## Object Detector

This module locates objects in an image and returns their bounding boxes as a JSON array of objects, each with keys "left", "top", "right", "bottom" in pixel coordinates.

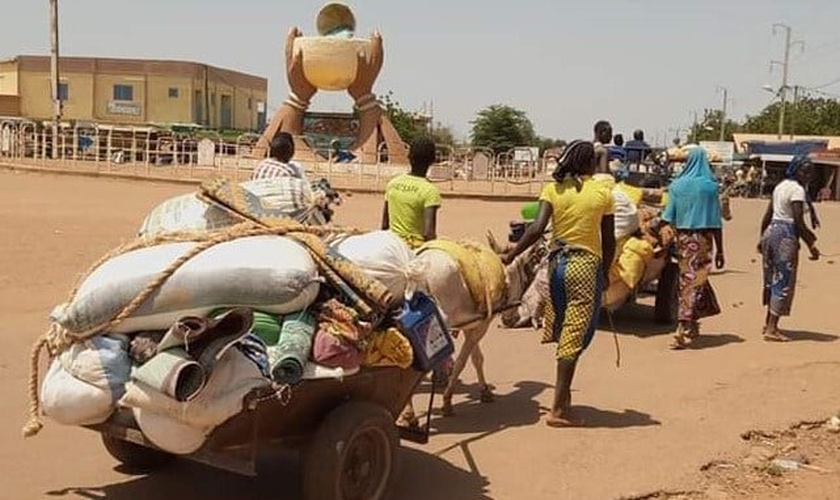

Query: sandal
[
  {"left": 763, "top": 329, "right": 791, "bottom": 342},
  {"left": 669, "top": 324, "right": 692, "bottom": 350},
  {"left": 669, "top": 335, "right": 688, "bottom": 350},
  {"left": 686, "top": 321, "right": 701, "bottom": 340}
]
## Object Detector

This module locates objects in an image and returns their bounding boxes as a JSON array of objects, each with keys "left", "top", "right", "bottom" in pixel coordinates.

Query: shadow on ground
[
  {"left": 568, "top": 406, "right": 661, "bottom": 429},
  {"left": 601, "top": 302, "right": 675, "bottom": 338},
  {"left": 684, "top": 333, "right": 746, "bottom": 350},
  {"left": 46, "top": 445, "right": 492, "bottom": 500},
  {"left": 784, "top": 330, "right": 838, "bottom": 343}
]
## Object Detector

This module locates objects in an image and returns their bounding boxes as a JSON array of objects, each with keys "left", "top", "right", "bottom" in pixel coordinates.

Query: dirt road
[{"left": 0, "top": 170, "right": 838, "bottom": 499}]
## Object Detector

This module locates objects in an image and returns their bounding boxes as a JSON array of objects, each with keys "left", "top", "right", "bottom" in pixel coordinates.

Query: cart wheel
[
  {"left": 654, "top": 261, "right": 679, "bottom": 325},
  {"left": 101, "top": 434, "right": 174, "bottom": 472},
  {"left": 303, "top": 401, "right": 399, "bottom": 500}
]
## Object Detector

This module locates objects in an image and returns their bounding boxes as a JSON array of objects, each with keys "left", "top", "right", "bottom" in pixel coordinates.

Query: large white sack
[
  {"left": 138, "top": 193, "right": 239, "bottom": 237},
  {"left": 52, "top": 236, "right": 321, "bottom": 334},
  {"left": 613, "top": 188, "right": 640, "bottom": 240},
  {"left": 138, "top": 177, "right": 325, "bottom": 237},
  {"left": 41, "top": 360, "right": 112, "bottom": 426},
  {"left": 333, "top": 231, "right": 421, "bottom": 299},
  {"left": 40, "top": 334, "right": 132, "bottom": 426}
]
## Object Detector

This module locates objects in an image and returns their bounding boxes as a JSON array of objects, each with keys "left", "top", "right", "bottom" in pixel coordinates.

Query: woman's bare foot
[
  {"left": 763, "top": 328, "right": 791, "bottom": 342},
  {"left": 545, "top": 412, "right": 583, "bottom": 428}
]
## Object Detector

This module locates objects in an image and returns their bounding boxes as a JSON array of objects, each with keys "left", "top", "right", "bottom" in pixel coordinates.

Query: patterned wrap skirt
[
  {"left": 675, "top": 231, "right": 721, "bottom": 323},
  {"left": 541, "top": 247, "right": 604, "bottom": 360},
  {"left": 760, "top": 221, "right": 799, "bottom": 316}
]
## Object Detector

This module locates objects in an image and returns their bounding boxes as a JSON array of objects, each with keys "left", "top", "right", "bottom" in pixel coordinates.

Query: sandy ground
[{"left": 1, "top": 169, "right": 839, "bottom": 500}]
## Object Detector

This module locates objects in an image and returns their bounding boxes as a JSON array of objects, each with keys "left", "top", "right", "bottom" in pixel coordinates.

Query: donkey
[{"left": 399, "top": 235, "right": 544, "bottom": 425}]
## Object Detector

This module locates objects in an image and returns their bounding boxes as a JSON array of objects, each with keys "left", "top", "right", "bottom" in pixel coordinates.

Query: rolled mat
[
  {"left": 211, "top": 308, "right": 282, "bottom": 346},
  {"left": 268, "top": 311, "right": 315, "bottom": 385},
  {"left": 132, "top": 347, "right": 206, "bottom": 402}
]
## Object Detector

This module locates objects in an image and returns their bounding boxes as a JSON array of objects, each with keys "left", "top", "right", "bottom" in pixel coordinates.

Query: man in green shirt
[{"left": 382, "top": 137, "right": 441, "bottom": 248}]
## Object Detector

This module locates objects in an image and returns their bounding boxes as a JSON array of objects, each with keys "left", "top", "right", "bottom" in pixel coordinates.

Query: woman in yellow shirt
[{"left": 503, "top": 140, "right": 616, "bottom": 427}]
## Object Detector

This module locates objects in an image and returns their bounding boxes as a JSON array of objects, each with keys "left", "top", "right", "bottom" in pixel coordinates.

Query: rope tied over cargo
[{"left": 23, "top": 219, "right": 375, "bottom": 438}]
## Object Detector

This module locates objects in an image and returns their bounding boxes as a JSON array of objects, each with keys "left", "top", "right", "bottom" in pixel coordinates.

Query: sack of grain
[
  {"left": 138, "top": 193, "right": 240, "bottom": 237},
  {"left": 139, "top": 177, "right": 325, "bottom": 237},
  {"left": 51, "top": 236, "right": 321, "bottom": 334},
  {"left": 332, "top": 231, "right": 422, "bottom": 300},
  {"left": 40, "top": 334, "right": 131, "bottom": 426}
]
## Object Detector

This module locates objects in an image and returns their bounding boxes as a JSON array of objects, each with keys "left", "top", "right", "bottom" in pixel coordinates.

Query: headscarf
[
  {"left": 785, "top": 155, "right": 820, "bottom": 229},
  {"left": 662, "top": 147, "right": 722, "bottom": 230}
]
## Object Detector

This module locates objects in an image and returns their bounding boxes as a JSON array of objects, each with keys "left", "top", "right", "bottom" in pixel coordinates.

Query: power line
[{"left": 812, "top": 76, "right": 840, "bottom": 90}]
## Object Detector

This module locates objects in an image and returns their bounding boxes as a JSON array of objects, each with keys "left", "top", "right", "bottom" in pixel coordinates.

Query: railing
[{"left": 0, "top": 123, "right": 553, "bottom": 198}]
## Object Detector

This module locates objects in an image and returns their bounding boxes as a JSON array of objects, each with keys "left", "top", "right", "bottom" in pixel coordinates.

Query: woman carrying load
[
  {"left": 759, "top": 156, "right": 821, "bottom": 342},
  {"left": 660, "top": 147, "right": 725, "bottom": 350},
  {"left": 503, "top": 140, "right": 615, "bottom": 427}
]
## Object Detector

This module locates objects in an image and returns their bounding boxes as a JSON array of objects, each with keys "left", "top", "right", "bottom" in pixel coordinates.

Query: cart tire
[
  {"left": 654, "top": 261, "right": 679, "bottom": 325},
  {"left": 302, "top": 401, "right": 400, "bottom": 500},
  {"left": 101, "top": 434, "right": 174, "bottom": 472}
]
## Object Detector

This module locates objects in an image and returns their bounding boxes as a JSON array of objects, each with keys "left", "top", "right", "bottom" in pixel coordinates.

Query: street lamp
[{"left": 762, "top": 84, "right": 800, "bottom": 138}]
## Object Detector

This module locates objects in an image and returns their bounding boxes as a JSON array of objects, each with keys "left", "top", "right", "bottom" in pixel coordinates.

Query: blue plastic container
[{"left": 396, "top": 292, "right": 455, "bottom": 372}]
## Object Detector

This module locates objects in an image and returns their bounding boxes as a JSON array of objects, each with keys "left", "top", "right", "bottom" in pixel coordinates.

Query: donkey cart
[{"left": 86, "top": 366, "right": 428, "bottom": 500}]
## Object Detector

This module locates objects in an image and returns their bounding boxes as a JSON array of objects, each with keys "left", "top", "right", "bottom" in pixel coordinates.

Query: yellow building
[{"left": 0, "top": 55, "right": 267, "bottom": 131}]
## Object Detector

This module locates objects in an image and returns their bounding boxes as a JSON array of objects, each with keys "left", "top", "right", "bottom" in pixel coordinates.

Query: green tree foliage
[
  {"left": 431, "top": 122, "right": 456, "bottom": 146},
  {"left": 378, "top": 91, "right": 428, "bottom": 145},
  {"left": 536, "top": 137, "right": 566, "bottom": 154},
  {"left": 470, "top": 104, "right": 536, "bottom": 154},
  {"left": 688, "top": 109, "right": 743, "bottom": 143},
  {"left": 743, "top": 94, "right": 840, "bottom": 136},
  {"left": 689, "top": 93, "right": 840, "bottom": 143}
]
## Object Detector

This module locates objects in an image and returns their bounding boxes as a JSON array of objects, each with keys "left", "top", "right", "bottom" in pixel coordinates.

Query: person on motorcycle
[{"left": 381, "top": 136, "right": 441, "bottom": 248}]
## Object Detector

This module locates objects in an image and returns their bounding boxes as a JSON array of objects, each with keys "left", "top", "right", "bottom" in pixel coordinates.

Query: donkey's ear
[{"left": 486, "top": 230, "right": 504, "bottom": 254}]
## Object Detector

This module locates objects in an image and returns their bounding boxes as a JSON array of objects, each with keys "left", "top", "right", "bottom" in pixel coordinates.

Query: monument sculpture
[{"left": 253, "top": 3, "right": 408, "bottom": 164}]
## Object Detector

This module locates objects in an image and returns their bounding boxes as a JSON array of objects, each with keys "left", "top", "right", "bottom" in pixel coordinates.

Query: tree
[
  {"left": 378, "top": 91, "right": 428, "bottom": 144},
  {"left": 536, "top": 136, "right": 566, "bottom": 155},
  {"left": 743, "top": 93, "right": 840, "bottom": 136},
  {"left": 470, "top": 104, "right": 536, "bottom": 154},
  {"left": 688, "top": 109, "right": 742, "bottom": 143},
  {"left": 431, "top": 122, "right": 456, "bottom": 146}
]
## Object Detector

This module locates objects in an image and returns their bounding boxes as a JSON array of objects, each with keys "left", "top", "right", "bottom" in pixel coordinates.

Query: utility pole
[
  {"left": 691, "top": 110, "right": 699, "bottom": 144},
  {"left": 789, "top": 85, "right": 800, "bottom": 139},
  {"left": 49, "top": 0, "right": 61, "bottom": 160},
  {"left": 770, "top": 23, "right": 804, "bottom": 139},
  {"left": 717, "top": 86, "right": 729, "bottom": 142}
]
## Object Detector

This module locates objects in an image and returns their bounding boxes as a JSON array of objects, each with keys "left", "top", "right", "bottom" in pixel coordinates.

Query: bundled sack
[
  {"left": 52, "top": 235, "right": 321, "bottom": 334},
  {"left": 138, "top": 193, "right": 240, "bottom": 237},
  {"left": 40, "top": 334, "right": 131, "bottom": 426},
  {"left": 332, "top": 230, "right": 423, "bottom": 299},
  {"left": 139, "top": 177, "right": 328, "bottom": 237}
]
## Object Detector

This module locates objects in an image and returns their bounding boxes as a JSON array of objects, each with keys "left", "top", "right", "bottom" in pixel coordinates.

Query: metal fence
[{"left": 0, "top": 120, "right": 552, "bottom": 198}]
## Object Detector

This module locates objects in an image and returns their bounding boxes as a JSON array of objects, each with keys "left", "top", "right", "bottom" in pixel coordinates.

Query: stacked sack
[{"left": 36, "top": 182, "right": 425, "bottom": 455}]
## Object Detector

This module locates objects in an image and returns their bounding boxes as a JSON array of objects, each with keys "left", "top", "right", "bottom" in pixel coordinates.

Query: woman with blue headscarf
[
  {"left": 758, "top": 156, "right": 821, "bottom": 342},
  {"left": 661, "top": 147, "right": 725, "bottom": 349}
]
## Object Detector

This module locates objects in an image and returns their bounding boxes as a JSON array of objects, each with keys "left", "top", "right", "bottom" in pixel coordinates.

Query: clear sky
[{"left": 3, "top": 0, "right": 840, "bottom": 144}]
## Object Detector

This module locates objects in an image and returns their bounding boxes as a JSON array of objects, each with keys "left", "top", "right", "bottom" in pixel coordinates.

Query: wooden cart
[{"left": 86, "top": 366, "right": 429, "bottom": 500}]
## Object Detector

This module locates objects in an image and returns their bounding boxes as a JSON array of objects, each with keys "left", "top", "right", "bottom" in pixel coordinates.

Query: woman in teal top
[{"left": 661, "top": 148, "right": 725, "bottom": 349}]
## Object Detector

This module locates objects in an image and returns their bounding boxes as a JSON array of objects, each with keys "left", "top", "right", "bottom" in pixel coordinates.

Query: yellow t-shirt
[
  {"left": 385, "top": 173, "right": 441, "bottom": 245},
  {"left": 539, "top": 177, "right": 615, "bottom": 258}
]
